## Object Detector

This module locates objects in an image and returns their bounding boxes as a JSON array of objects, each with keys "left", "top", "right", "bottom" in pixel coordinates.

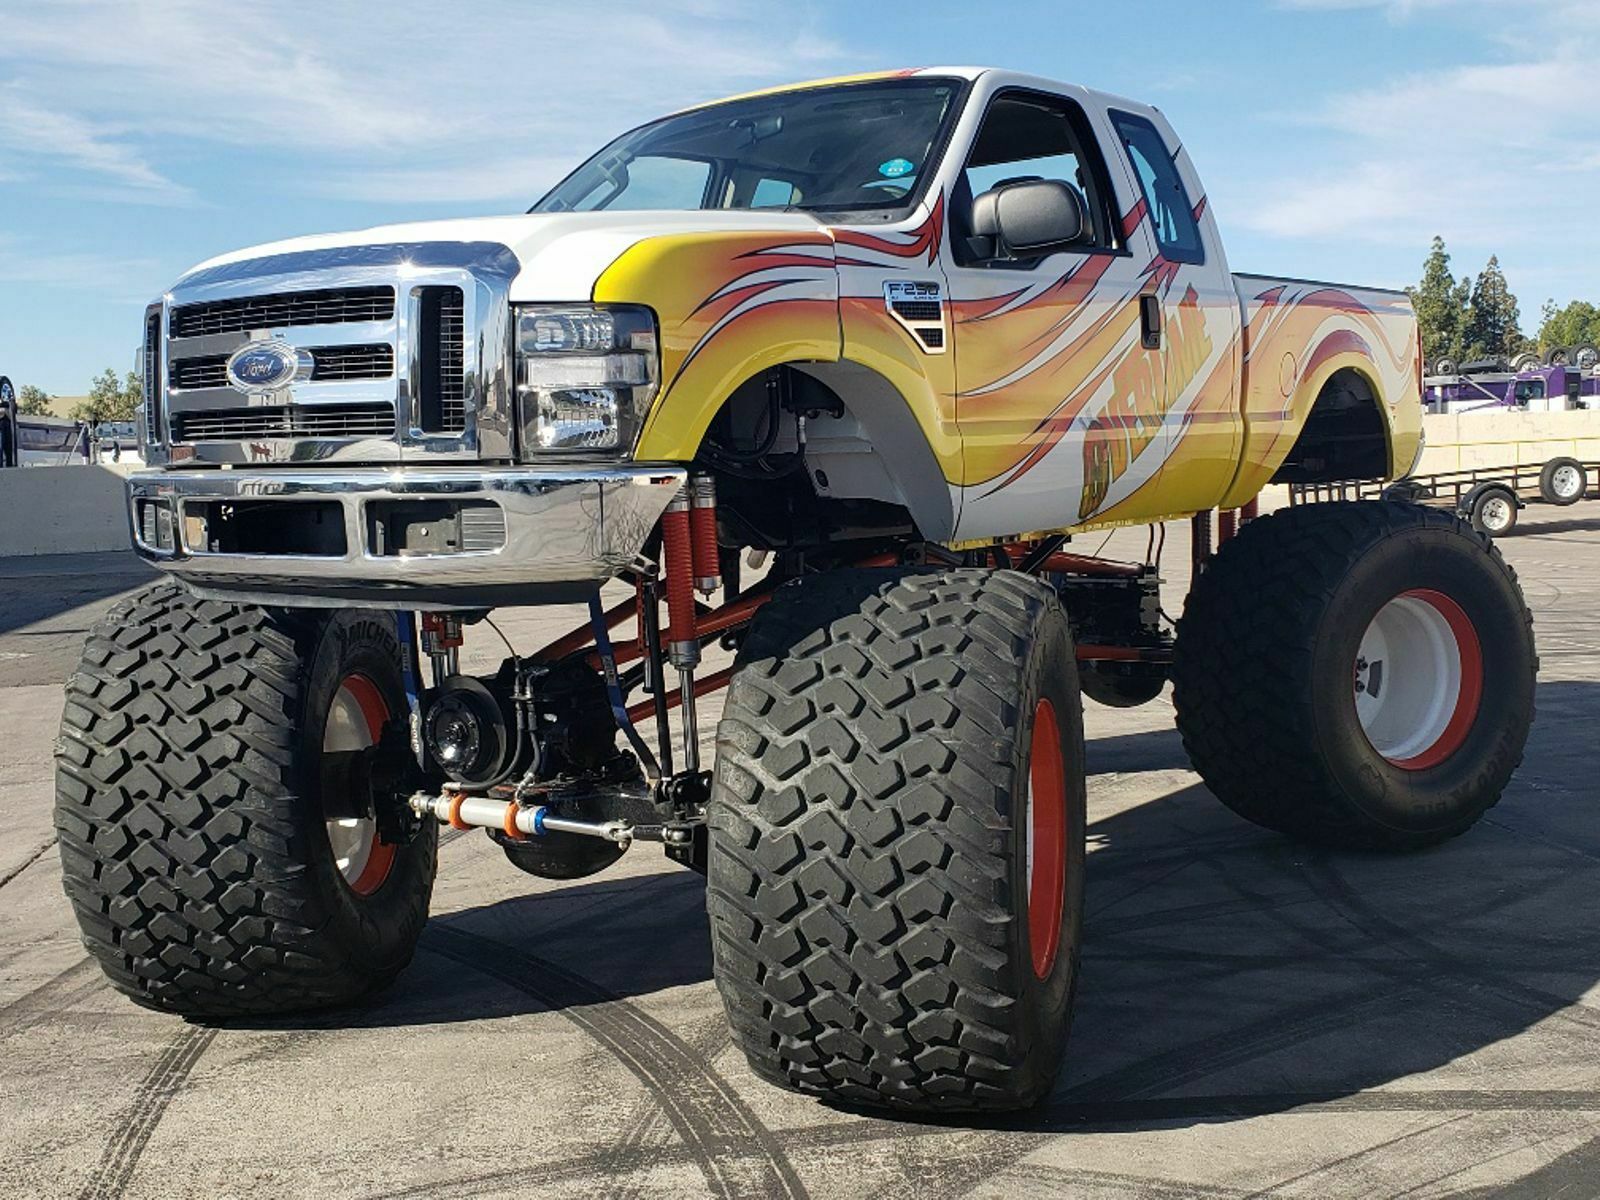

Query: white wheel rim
[
  {"left": 1552, "top": 465, "right": 1582, "bottom": 499},
  {"left": 1354, "top": 591, "right": 1481, "bottom": 770},
  {"left": 324, "top": 677, "right": 387, "bottom": 890},
  {"left": 1481, "top": 497, "right": 1512, "bottom": 531}
]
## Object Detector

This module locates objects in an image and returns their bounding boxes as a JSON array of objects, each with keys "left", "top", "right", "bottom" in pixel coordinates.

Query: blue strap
[{"left": 588, "top": 594, "right": 660, "bottom": 782}]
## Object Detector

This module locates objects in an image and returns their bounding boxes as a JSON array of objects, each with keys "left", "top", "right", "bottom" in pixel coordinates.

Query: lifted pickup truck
[{"left": 60, "top": 67, "right": 1536, "bottom": 1113}]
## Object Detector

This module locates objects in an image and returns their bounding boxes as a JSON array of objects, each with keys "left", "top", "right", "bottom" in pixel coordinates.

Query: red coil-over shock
[
  {"left": 662, "top": 487, "right": 700, "bottom": 670},
  {"left": 661, "top": 484, "right": 704, "bottom": 773},
  {"left": 689, "top": 473, "right": 721, "bottom": 596}
]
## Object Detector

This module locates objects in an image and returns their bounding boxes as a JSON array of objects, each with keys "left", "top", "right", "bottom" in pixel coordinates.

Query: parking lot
[{"left": 1, "top": 510, "right": 1597, "bottom": 1200}]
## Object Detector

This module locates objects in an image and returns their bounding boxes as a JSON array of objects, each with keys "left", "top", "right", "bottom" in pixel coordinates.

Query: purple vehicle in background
[{"left": 1424, "top": 345, "right": 1600, "bottom": 413}]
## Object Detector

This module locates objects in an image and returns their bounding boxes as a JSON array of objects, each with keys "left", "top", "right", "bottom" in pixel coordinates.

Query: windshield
[{"left": 533, "top": 78, "right": 962, "bottom": 218}]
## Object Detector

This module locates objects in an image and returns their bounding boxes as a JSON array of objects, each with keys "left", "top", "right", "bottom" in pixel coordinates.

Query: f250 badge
[{"left": 225, "top": 340, "right": 313, "bottom": 396}]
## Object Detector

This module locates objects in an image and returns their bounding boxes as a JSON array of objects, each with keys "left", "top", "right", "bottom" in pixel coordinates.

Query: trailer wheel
[
  {"left": 708, "top": 569, "right": 1086, "bottom": 1112},
  {"left": 1545, "top": 345, "right": 1572, "bottom": 366},
  {"left": 55, "top": 582, "right": 436, "bottom": 1017},
  {"left": 1468, "top": 486, "right": 1519, "bottom": 536},
  {"left": 1172, "top": 502, "right": 1535, "bottom": 850},
  {"left": 1539, "top": 457, "right": 1587, "bottom": 506},
  {"left": 1575, "top": 345, "right": 1599, "bottom": 372}
]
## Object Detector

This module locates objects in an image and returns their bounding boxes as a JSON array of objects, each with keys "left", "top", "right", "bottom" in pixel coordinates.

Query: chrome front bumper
[{"left": 127, "top": 464, "right": 686, "bottom": 609}]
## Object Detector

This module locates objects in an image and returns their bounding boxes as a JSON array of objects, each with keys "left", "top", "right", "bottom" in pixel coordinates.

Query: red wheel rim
[
  {"left": 1354, "top": 589, "right": 1484, "bottom": 772},
  {"left": 1027, "top": 698, "right": 1067, "bottom": 981},
  {"left": 328, "top": 673, "right": 396, "bottom": 896}
]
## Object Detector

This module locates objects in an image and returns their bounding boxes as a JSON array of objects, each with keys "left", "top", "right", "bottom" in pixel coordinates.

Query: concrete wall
[
  {"left": 1418, "top": 409, "right": 1600, "bottom": 474},
  {"left": 0, "top": 465, "right": 134, "bottom": 556}
]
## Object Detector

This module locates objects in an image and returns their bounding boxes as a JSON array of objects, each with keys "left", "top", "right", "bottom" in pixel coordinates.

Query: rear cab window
[{"left": 1108, "top": 110, "right": 1204, "bottom": 264}]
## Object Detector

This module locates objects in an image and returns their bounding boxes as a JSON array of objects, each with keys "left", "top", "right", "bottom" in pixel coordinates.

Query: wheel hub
[
  {"left": 1552, "top": 465, "right": 1582, "bottom": 499},
  {"left": 1354, "top": 590, "right": 1483, "bottom": 771},
  {"left": 1481, "top": 497, "right": 1513, "bottom": 531},
  {"left": 324, "top": 674, "right": 396, "bottom": 894}
]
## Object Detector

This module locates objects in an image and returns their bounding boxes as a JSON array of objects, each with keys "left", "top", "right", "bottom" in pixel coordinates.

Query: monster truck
[{"left": 58, "top": 68, "right": 1536, "bottom": 1112}]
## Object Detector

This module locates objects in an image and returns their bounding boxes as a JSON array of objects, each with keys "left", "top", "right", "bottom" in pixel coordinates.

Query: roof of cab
[{"left": 676, "top": 67, "right": 1154, "bottom": 122}]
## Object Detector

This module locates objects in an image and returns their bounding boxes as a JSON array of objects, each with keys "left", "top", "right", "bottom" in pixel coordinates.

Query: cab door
[
  {"left": 944, "top": 87, "right": 1172, "bottom": 541},
  {"left": 1105, "top": 107, "right": 1242, "bottom": 516}
]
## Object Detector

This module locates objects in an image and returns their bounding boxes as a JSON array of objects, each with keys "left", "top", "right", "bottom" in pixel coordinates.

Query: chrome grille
[
  {"left": 439, "top": 288, "right": 466, "bottom": 431},
  {"left": 169, "top": 286, "right": 394, "bottom": 338},
  {"left": 173, "top": 404, "right": 396, "bottom": 441},
  {"left": 170, "top": 356, "right": 228, "bottom": 391},
  {"left": 310, "top": 344, "right": 395, "bottom": 382},
  {"left": 143, "top": 309, "right": 161, "bottom": 444},
  {"left": 891, "top": 299, "right": 943, "bottom": 322},
  {"left": 170, "top": 344, "right": 394, "bottom": 391}
]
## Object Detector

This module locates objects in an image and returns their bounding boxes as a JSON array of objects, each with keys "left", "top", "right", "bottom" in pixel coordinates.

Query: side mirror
[{"left": 970, "top": 180, "right": 1090, "bottom": 257}]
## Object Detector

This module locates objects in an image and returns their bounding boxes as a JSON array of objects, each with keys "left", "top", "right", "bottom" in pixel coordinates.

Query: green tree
[
  {"left": 16, "top": 384, "right": 54, "bottom": 416},
  {"left": 1407, "top": 235, "right": 1468, "bottom": 368},
  {"left": 71, "top": 368, "right": 140, "bottom": 424},
  {"left": 1461, "top": 255, "right": 1524, "bottom": 361},
  {"left": 1537, "top": 299, "right": 1600, "bottom": 351}
]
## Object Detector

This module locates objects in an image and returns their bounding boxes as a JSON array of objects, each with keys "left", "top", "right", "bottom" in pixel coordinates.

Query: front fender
[{"left": 592, "top": 231, "right": 842, "bottom": 462}]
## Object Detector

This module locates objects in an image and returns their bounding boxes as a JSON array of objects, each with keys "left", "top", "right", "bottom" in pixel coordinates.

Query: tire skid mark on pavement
[
  {"left": 53, "top": 826, "right": 478, "bottom": 1198},
  {"left": 1303, "top": 854, "right": 1600, "bottom": 1035},
  {"left": 0, "top": 836, "right": 58, "bottom": 891},
  {"left": 75, "top": 1024, "right": 216, "bottom": 1200},
  {"left": 1080, "top": 850, "right": 1597, "bottom": 1106},
  {"left": 996, "top": 1161, "right": 1252, "bottom": 1199},
  {"left": 422, "top": 923, "right": 809, "bottom": 1200},
  {"left": 0, "top": 957, "right": 102, "bottom": 1044},
  {"left": 597, "top": 1102, "right": 672, "bottom": 1200},
  {"left": 1235, "top": 1113, "right": 1471, "bottom": 1200},
  {"left": 363, "top": 1084, "right": 1600, "bottom": 1200},
  {"left": 1058, "top": 977, "right": 1424, "bottom": 1105}
]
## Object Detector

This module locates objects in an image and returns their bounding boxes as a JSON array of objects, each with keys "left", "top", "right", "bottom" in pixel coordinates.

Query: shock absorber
[
  {"left": 690, "top": 473, "right": 721, "bottom": 596},
  {"left": 419, "top": 612, "right": 463, "bottom": 685},
  {"left": 661, "top": 486, "right": 702, "bottom": 771}
]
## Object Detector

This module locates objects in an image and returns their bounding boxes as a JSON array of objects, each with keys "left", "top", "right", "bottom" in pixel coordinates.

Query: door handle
[{"left": 1140, "top": 294, "right": 1162, "bottom": 350}]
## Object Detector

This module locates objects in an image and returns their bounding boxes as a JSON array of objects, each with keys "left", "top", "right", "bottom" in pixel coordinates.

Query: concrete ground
[{"left": 1, "top": 509, "right": 1597, "bottom": 1200}]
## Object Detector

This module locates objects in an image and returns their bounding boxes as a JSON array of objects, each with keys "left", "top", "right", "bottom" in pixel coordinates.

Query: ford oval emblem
[{"left": 225, "top": 340, "right": 311, "bottom": 395}]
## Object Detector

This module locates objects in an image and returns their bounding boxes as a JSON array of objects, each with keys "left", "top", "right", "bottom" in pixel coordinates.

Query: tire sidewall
[
  {"left": 299, "top": 610, "right": 436, "bottom": 972},
  {"left": 1008, "top": 597, "right": 1087, "bottom": 1071},
  {"left": 1307, "top": 525, "right": 1533, "bottom": 835}
]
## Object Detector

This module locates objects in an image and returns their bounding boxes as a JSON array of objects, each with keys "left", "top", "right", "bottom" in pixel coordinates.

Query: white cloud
[
  {"left": 0, "top": 0, "right": 852, "bottom": 207},
  {"left": 1236, "top": 2, "right": 1599, "bottom": 303},
  {"left": 0, "top": 85, "right": 190, "bottom": 204},
  {"left": 0, "top": 234, "right": 161, "bottom": 300}
]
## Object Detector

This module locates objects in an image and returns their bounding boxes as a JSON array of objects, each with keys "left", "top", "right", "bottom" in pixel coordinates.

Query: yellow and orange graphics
[
  {"left": 1080, "top": 285, "right": 1214, "bottom": 519},
  {"left": 1222, "top": 280, "right": 1421, "bottom": 508},
  {"left": 595, "top": 230, "right": 841, "bottom": 462}
]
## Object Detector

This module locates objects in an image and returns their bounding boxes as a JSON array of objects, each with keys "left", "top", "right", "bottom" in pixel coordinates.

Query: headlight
[{"left": 513, "top": 304, "right": 658, "bottom": 455}]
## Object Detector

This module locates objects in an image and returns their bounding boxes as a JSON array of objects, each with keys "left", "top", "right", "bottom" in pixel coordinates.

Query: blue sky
[{"left": 2, "top": 0, "right": 1596, "bottom": 394}]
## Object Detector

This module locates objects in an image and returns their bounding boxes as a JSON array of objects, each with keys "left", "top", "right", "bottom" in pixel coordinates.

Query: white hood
[{"left": 182, "top": 210, "right": 831, "bottom": 302}]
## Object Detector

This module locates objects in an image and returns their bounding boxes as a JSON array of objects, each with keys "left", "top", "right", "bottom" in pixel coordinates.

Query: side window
[
  {"left": 749, "top": 177, "right": 801, "bottom": 208},
  {"left": 957, "top": 92, "right": 1118, "bottom": 261},
  {"left": 1109, "top": 111, "right": 1204, "bottom": 264},
  {"left": 572, "top": 155, "right": 710, "bottom": 212}
]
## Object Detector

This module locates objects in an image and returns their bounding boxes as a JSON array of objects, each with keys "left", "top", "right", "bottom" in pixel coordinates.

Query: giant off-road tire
[
  {"left": 1172, "top": 501, "right": 1536, "bottom": 850},
  {"left": 55, "top": 582, "right": 437, "bottom": 1017},
  {"left": 708, "top": 569, "right": 1086, "bottom": 1112}
]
